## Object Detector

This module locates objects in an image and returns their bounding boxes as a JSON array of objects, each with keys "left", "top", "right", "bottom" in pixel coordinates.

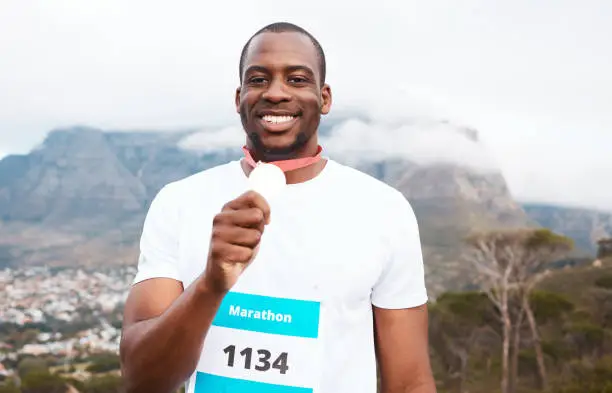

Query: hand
[{"left": 202, "top": 190, "right": 271, "bottom": 294}]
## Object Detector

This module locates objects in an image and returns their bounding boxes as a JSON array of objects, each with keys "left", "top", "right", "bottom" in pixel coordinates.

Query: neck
[
  {"left": 246, "top": 137, "right": 319, "bottom": 162},
  {"left": 241, "top": 140, "right": 327, "bottom": 185}
]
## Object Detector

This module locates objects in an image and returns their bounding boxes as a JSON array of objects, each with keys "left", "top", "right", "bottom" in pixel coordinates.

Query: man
[{"left": 119, "top": 22, "right": 436, "bottom": 393}]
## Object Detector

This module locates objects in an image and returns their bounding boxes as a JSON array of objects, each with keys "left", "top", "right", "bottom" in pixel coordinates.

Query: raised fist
[{"left": 203, "top": 190, "right": 271, "bottom": 293}]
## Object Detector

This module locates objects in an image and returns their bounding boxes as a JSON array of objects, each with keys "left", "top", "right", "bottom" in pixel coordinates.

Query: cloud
[
  {"left": 177, "top": 126, "right": 245, "bottom": 153},
  {"left": 1, "top": 0, "right": 611, "bottom": 211},
  {"left": 176, "top": 112, "right": 498, "bottom": 173},
  {"left": 323, "top": 89, "right": 499, "bottom": 172},
  {"left": 322, "top": 117, "right": 498, "bottom": 172}
]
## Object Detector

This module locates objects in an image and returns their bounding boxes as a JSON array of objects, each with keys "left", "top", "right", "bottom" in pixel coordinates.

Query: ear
[
  {"left": 320, "top": 83, "right": 332, "bottom": 115},
  {"left": 235, "top": 87, "right": 241, "bottom": 114}
]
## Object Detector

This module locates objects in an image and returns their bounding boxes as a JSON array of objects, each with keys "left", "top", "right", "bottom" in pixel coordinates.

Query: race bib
[{"left": 189, "top": 291, "right": 321, "bottom": 393}]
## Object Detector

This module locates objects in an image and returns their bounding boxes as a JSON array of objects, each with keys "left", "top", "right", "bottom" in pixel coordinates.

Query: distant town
[{"left": 0, "top": 265, "right": 135, "bottom": 379}]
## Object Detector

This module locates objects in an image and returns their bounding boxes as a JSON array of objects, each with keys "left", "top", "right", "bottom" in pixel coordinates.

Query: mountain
[
  {"left": 0, "top": 127, "right": 148, "bottom": 223},
  {"left": 522, "top": 203, "right": 612, "bottom": 255},
  {"left": 0, "top": 116, "right": 571, "bottom": 294},
  {"left": 351, "top": 159, "right": 534, "bottom": 293}
]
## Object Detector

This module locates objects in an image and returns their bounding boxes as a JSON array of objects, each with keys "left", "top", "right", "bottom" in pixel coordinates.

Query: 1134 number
[{"left": 223, "top": 345, "right": 289, "bottom": 374}]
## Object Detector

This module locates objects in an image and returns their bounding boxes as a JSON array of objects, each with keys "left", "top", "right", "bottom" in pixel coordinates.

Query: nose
[{"left": 261, "top": 78, "right": 291, "bottom": 103}]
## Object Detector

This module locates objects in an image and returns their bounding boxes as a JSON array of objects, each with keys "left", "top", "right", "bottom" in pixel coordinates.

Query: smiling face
[{"left": 236, "top": 31, "right": 332, "bottom": 161}]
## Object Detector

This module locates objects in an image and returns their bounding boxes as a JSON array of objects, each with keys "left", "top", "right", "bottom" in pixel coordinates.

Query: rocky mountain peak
[{"left": 0, "top": 126, "right": 148, "bottom": 223}]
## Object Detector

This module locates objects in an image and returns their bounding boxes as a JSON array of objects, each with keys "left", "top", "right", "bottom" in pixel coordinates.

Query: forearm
[
  {"left": 120, "top": 278, "right": 225, "bottom": 393},
  {"left": 381, "top": 384, "right": 437, "bottom": 393},
  {"left": 380, "top": 370, "right": 437, "bottom": 393},
  {"left": 381, "top": 379, "right": 437, "bottom": 393}
]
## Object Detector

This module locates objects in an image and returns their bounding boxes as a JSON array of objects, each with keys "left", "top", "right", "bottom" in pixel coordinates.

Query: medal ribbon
[{"left": 242, "top": 145, "right": 323, "bottom": 172}]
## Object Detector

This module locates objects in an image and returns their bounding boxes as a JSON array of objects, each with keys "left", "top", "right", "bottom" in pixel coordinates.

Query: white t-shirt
[{"left": 133, "top": 158, "right": 428, "bottom": 393}]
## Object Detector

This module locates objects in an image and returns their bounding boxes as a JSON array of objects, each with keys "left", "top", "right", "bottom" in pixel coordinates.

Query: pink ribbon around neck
[{"left": 242, "top": 145, "right": 323, "bottom": 172}]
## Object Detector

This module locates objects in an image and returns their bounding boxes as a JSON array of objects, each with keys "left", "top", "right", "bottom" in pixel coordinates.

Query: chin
[
  {"left": 248, "top": 130, "right": 310, "bottom": 159},
  {"left": 260, "top": 141, "right": 301, "bottom": 157}
]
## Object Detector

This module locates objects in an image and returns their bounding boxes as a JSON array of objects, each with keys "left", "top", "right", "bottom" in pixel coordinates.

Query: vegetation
[
  {"left": 0, "top": 353, "right": 177, "bottom": 393},
  {"left": 430, "top": 228, "right": 612, "bottom": 393},
  {"left": 1, "top": 228, "right": 610, "bottom": 393}
]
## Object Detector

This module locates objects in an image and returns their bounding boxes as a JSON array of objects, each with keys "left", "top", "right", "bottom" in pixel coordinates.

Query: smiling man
[
  {"left": 236, "top": 24, "right": 330, "bottom": 165},
  {"left": 119, "top": 22, "right": 436, "bottom": 393}
]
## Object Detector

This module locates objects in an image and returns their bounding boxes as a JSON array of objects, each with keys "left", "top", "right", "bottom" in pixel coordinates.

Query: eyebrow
[
  {"left": 244, "top": 65, "right": 316, "bottom": 78},
  {"left": 285, "top": 65, "right": 315, "bottom": 77},
  {"left": 244, "top": 65, "right": 269, "bottom": 75}
]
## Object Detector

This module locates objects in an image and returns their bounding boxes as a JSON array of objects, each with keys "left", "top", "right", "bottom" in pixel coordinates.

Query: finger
[
  {"left": 209, "top": 241, "right": 255, "bottom": 264},
  {"left": 224, "top": 191, "right": 271, "bottom": 225},
  {"left": 212, "top": 226, "right": 262, "bottom": 248},
  {"left": 214, "top": 208, "right": 266, "bottom": 231}
]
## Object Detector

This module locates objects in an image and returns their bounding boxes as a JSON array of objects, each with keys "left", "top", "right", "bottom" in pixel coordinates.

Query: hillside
[
  {"left": 427, "top": 256, "right": 612, "bottom": 393},
  {"left": 0, "top": 117, "right": 602, "bottom": 294},
  {"left": 523, "top": 203, "right": 612, "bottom": 254}
]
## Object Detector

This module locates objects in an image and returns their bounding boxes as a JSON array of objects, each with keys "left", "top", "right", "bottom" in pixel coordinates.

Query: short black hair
[{"left": 239, "top": 22, "right": 326, "bottom": 85}]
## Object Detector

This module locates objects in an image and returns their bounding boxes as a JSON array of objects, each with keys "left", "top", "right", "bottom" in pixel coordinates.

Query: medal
[
  {"left": 248, "top": 162, "right": 287, "bottom": 200},
  {"left": 242, "top": 144, "right": 324, "bottom": 200}
]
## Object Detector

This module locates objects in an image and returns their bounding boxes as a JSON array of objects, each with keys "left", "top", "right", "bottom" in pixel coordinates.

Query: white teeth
[{"left": 262, "top": 115, "right": 295, "bottom": 124}]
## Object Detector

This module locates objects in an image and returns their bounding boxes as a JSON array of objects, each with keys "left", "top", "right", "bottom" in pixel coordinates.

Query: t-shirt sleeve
[
  {"left": 371, "top": 191, "right": 428, "bottom": 309},
  {"left": 132, "top": 183, "right": 182, "bottom": 285}
]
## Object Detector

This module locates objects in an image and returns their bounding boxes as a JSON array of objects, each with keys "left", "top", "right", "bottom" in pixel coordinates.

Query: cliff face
[
  {"left": 0, "top": 127, "right": 240, "bottom": 223},
  {"left": 0, "top": 127, "right": 146, "bottom": 223}
]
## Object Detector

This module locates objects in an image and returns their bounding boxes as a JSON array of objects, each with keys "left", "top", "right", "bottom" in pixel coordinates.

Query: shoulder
[
  {"left": 150, "top": 160, "right": 241, "bottom": 210},
  {"left": 326, "top": 159, "right": 413, "bottom": 212},
  {"left": 324, "top": 160, "right": 420, "bottom": 238}
]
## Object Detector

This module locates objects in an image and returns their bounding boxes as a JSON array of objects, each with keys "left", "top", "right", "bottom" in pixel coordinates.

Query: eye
[
  {"left": 247, "top": 76, "right": 267, "bottom": 85},
  {"left": 288, "top": 76, "right": 308, "bottom": 84}
]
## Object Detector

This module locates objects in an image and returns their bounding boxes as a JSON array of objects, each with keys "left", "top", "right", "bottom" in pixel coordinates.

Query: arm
[
  {"left": 119, "top": 277, "right": 225, "bottom": 393},
  {"left": 374, "top": 305, "right": 437, "bottom": 393},
  {"left": 119, "top": 188, "right": 270, "bottom": 393},
  {"left": 372, "top": 191, "right": 436, "bottom": 392},
  {"left": 120, "top": 183, "right": 204, "bottom": 393}
]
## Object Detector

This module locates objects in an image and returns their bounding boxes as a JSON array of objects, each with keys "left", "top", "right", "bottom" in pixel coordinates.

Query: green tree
[
  {"left": 17, "top": 358, "right": 48, "bottom": 378},
  {"left": 555, "top": 356, "right": 612, "bottom": 393},
  {"left": 589, "top": 286, "right": 612, "bottom": 329},
  {"left": 465, "top": 228, "right": 573, "bottom": 393},
  {"left": 86, "top": 353, "right": 120, "bottom": 374},
  {"left": 465, "top": 230, "right": 517, "bottom": 393},
  {"left": 530, "top": 290, "right": 574, "bottom": 325},
  {"left": 10, "top": 329, "right": 40, "bottom": 349},
  {"left": 0, "top": 380, "right": 21, "bottom": 393},
  {"left": 514, "top": 229, "right": 573, "bottom": 391},
  {"left": 568, "top": 322, "right": 606, "bottom": 358},
  {"left": 429, "top": 291, "right": 497, "bottom": 392},
  {"left": 20, "top": 371, "right": 65, "bottom": 393},
  {"left": 82, "top": 375, "right": 122, "bottom": 393},
  {"left": 529, "top": 290, "right": 575, "bottom": 368}
]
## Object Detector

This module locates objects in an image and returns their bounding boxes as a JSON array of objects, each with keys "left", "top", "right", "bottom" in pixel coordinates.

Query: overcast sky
[{"left": 1, "top": 0, "right": 611, "bottom": 211}]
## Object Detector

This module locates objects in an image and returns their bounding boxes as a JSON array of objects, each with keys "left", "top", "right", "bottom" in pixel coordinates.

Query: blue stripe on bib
[
  {"left": 194, "top": 372, "right": 313, "bottom": 393},
  {"left": 212, "top": 292, "right": 320, "bottom": 339}
]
